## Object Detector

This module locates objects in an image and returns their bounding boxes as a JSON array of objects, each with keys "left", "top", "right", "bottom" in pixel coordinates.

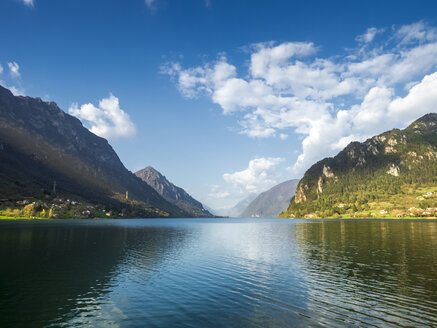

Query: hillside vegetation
[{"left": 280, "top": 113, "right": 437, "bottom": 219}]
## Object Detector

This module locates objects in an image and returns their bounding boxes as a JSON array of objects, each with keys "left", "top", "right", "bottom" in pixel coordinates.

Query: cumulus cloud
[
  {"left": 389, "top": 72, "right": 437, "bottom": 121},
  {"left": 163, "top": 21, "right": 437, "bottom": 174},
  {"left": 223, "top": 157, "right": 284, "bottom": 193},
  {"left": 0, "top": 64, "right": 3, "bottom": 75},
  {"left": 7, "top": 62, "right": 20, "bottom": 78},
  {"left": 207, "top": 156, "right": 287, "bottom": 208},
  {"left": 69, "top": 94, "right": 137, "bottom": 140}
]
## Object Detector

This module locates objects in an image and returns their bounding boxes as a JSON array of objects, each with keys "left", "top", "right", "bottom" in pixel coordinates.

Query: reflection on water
[
  {"left": 0, "top": 220, "right": 191, "bottom": 328},
  {"left": 0, "top": 219, "right": 436, "bottom": 327},
  {"left": 295, "top": 220, "right": 437, "bottom": 327}
]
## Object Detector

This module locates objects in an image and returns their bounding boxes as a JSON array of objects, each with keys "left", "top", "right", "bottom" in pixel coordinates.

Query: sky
[{"left": 1, "top": 0, "right": 437, "bottom": 211}]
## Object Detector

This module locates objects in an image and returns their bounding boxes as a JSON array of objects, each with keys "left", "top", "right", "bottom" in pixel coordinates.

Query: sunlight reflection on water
[{"left": 0, "top": 219, "right": 436, "bottom": 327}]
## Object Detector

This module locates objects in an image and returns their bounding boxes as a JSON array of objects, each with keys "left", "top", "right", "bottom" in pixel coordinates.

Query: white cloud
[
  {"left": 208, "top": 185, "right": 230, "bottom": 199},
  {"left": 207, "top": 157, "right": 286, "bottom": 207},
  {"left": 356, "top": 27, "right": 383, "bottom": 43},
  {"left": 7, "top": 62, "right": 20, "bottom": 78},
  {"left": 395, "top": 21, "right": 437, "bottom": 45},
  {"left": 389, "top": 72, "right": 437, "bottom": 121},
  {"left": 1, "top": 62, "right": 24, "bottom": 95},
  {"left": 22, "top": 0, "right": 34, "bottom": 7},
  {"left": 162, "top": 58, "right": 237, "bottom": 101},
  {"left": 223, "top": 157, "right": 284, "bottom": 194},
  {"left": 164, "top": 21, "right": 437, "bottom": 174},
  {"left": 69, "top": 94, "right": 137, "bottom": 140},
  {"left": 9, "top": 86, "right": 25, "bottom": 96}
]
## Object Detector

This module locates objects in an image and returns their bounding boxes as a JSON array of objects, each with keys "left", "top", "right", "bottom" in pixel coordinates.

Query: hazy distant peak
[{"left": 240, "top": 179, "right": 300, "bottom": 218}]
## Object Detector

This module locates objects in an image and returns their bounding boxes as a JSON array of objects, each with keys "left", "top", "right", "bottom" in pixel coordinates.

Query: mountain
[
  {"left": 213, "top": 193, "right": 258, "bottom": 217},
  {"left": 135, "top": 166, "right": 214, "bottom": 217},
  {"left": 281, "top": 113, "right": 437, "bottom": 218},
  {"left": 203, "top": 204, "right": 218, "bottom": 216},
  {"left": 0, "top": 85, "right": 187, "bottom": 217},
  {"left": 240, "top": 179, "right": 299, "bottom": 218}
]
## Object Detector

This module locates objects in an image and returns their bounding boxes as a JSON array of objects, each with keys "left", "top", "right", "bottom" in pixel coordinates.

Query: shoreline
[
  {"left": 284, "top": 216, "right": 437, "bottom": 220},
  {"left": 2, "top": 215, "right": 437, "bottom": 221}
]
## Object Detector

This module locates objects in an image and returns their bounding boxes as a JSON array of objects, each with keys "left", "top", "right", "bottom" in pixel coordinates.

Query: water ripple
[{"left": 0, "top": 219, "right": 436, "bottom": 327}]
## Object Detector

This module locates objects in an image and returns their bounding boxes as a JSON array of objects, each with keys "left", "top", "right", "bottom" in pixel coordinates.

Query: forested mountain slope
[{"left": 281, "top": 113, "right": 437, "bottom": 218}]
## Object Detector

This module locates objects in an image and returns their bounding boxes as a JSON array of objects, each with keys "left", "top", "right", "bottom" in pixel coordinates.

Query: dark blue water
[{"left": 0, "top": 219, "right": 436, "bottom": 327}]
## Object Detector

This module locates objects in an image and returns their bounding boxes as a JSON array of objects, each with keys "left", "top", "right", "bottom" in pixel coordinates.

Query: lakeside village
[
  {"left": 293, "top": 191, "right": 437, "bottom": 219},
  {"left": 0, "top": 197, "right": 124, "bottom": 219}
]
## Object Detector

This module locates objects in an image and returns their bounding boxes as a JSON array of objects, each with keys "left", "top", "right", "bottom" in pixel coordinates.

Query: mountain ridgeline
[
  {"left": 280, "top": 113, "right": 437, "bottom": 219},
  {"left": 135, "top": 166, "right": 214, "bottom": 217},
  {"left": 212, "top": 193, "right": 258, "bottom": 218},
  {"left": 0, "top": 85, "right": 189, "bottom": 217},
  {"left": 240, "top": 179, "right": 299, "bottom": 218}
]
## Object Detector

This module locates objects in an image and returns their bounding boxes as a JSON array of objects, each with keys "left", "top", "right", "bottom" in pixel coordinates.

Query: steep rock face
[
  {"left": 281, "top": 113, "right": 437, "bottom": 218},
  {"left": 0, "top": 85, "right": 187, "bottom": 217},
  {"left": 135, "top": 166, "right": 214, "bottom": 217},
  {"left": 239, "top": 179, "right": 299, "bottom": 218}
]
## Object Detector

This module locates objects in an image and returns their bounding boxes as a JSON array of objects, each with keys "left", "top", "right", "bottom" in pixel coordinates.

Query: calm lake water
[{"left": 0, "top": 219, "right": 436, "bottom": 327}]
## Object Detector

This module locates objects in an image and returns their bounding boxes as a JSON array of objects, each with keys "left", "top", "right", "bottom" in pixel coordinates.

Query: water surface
[{"left": 0, "top": 219, "right": 436, "bottom": 327}]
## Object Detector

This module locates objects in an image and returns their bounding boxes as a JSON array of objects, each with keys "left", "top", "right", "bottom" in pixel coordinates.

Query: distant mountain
[
  {"left": 240, "top": 179, "right": 299, "bottom": 218},
  {"left": 203, "top": 204, "right": 218, "bottom": 216},
  {"left": 0, "top": 85, "right": 187, "bottom": 217},
  {"left": 281, "top": 113, "right": 437, "bottom": 219},
  {"left": 135, "top": 166, "right": 214, "bottom": 217},
  {"left": 213, "top": 193, "right": 258, "bottom": 217}
]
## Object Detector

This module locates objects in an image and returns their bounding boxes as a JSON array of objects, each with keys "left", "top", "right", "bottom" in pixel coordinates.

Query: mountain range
[
  {"left": 281, "top": 113, "right": 437, "bottom": 218},
  {"left": 212, "top": 193, "right": 258, "bottom": 217},
  {"left": 240, "top": 179, "right": 299, "bottom": 218},
  {"left": 3, "top": 84, "right": 437, "bottom": 220},
  {"left": 0, "top": 85, "right": 191, "bottom": 217}
]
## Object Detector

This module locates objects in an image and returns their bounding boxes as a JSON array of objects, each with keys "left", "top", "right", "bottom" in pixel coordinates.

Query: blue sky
[{"left": 1, "top": 0, "right": 437, "bottom": 210}]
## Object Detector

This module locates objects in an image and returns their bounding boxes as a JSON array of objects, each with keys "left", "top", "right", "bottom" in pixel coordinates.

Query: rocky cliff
[
  {"left": 281, "top": 113, "right": 437, "bottom": 218},
  {"left": 135, "top": 166, "right": 214, "bottom": 217}
]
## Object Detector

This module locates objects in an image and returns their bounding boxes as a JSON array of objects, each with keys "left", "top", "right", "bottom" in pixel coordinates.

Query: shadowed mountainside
[
  {"left": 135, "top": 166, "right": 214, "bottom": 217},
  {"left": 0, "top": 85, "right": 188, "bottom": 217}
]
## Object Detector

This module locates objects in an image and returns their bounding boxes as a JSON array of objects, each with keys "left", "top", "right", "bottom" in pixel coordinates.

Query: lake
[{"left": 0, "top": 219, "right": 436, "bottom": 327}]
